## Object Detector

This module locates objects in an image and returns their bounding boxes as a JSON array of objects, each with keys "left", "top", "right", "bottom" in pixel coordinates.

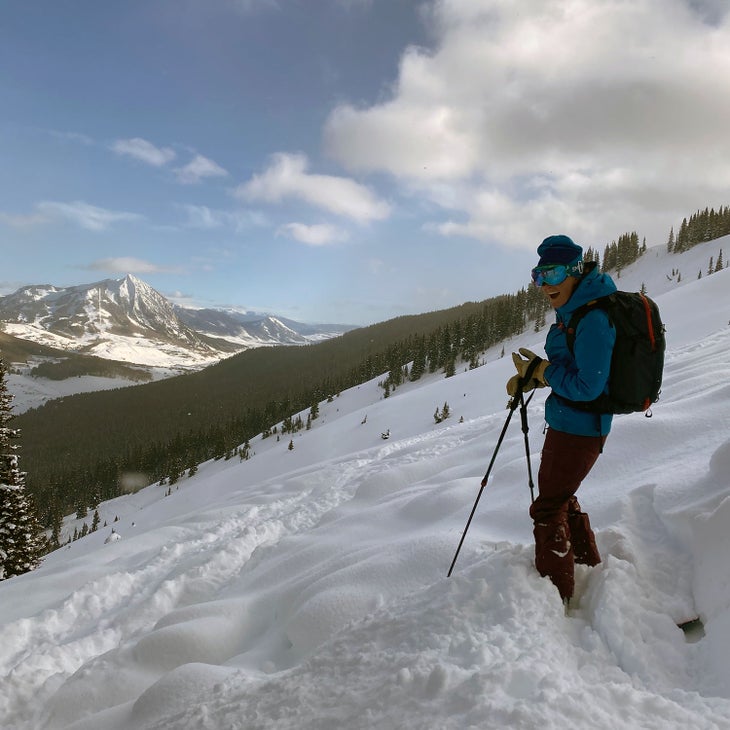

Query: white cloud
[
  {"left": 323, "top": 0, "right": 730, "bottom": 249},
  {"left": 36, "top": 201, "right": 142, "bottom": 231},
  {"left": 85, "top": 257, "right": 181, "bottom": 274},
  {"left": 111, "top": 138, "right": 177, "bottom": 167},
  {"left": 180, "top": 204, "right": 267, "bottom": 232},
  {"left": 366, "top": 257, "right": 386, "bottom": 275},
  {"left": 0, "top": 210, "right": 50, "bottom": 228},
  {"left": 277, "top": 222, "right": 349, "bottom": 246},
  {"left": 49, "top": 130, "right": 95, "bottom": 146},
  {"left": 227, "top": 0, "right": 279, "bottom": 13},
  {"left": 235, "top": 152, "right": 391, "bottom": 223},
  {"left": 174, "top": 155, "right": 229, "bottom": 184},
  {"left": 334, "top": 0, "right": 374, "bottom": 9}
]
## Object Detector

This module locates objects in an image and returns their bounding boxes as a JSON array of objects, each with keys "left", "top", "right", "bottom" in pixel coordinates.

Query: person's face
[{"left": 541, "top": 276, "right": 579, "bottom": 309}]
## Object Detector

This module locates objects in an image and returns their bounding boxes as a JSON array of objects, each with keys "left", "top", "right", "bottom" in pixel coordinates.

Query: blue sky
[{"left": 2, "top": 0, "right": 729, "bottom": 325}]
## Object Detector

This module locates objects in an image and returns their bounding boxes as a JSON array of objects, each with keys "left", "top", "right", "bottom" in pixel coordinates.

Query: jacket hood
[{"left": 556, "top": 261, "right": 618, "bottom": 321}]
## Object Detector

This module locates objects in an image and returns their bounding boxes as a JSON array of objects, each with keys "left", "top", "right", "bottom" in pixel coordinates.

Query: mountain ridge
[{"left": 0, "top": 274, "right": 356, "bottom": 369}]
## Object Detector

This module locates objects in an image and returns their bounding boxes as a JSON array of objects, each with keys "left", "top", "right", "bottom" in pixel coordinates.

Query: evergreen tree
[
  {"left": 409, "top": 337, "right": 427, "bottom": 381},
  {"left": 444, "top": 354, "right": 456, "bottom": 378},
  {"left": 48, "top": 511, "right": 62, "bottom": 551},
  {"left": 534, "top": 307, "right": 546, "bottom": 332},
  {"left": 0, "top": 359, "right": 44, "bottom": 581}
]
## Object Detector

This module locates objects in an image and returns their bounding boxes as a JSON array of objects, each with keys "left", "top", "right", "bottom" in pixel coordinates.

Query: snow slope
[
  {"left": 1, "top": 239, "right": 729, "bottom": 729},
  {"left": 6, "top": 364, "right": 184, "bottom": 414}
]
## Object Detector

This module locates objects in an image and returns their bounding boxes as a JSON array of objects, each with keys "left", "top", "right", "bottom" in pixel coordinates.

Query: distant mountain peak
[{"left": 0, "top": 275, "right": 355, "bottom": 370}]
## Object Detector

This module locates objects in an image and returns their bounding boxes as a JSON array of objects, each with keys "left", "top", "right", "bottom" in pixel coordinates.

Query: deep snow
[{"left": 1, "top": 238, "right": 730, "bottom": 729}]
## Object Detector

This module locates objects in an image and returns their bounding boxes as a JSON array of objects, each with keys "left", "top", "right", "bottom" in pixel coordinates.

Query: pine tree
[
  {"left": 0, "top": 359, "right": 45, "bottom": 581},
  {"left": 409, "top": 337, "right": 426, "bottom": 381},
  {"left": 48, "top": 511, "right": 62, "bottom": 551},
  {"left": 444, "top": 355, "right": 456, "bottom": 378}
]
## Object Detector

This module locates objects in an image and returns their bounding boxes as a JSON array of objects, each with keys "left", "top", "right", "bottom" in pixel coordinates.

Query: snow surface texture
[{"left": 1, "top": 238, "right": 730, "bottom": 729}]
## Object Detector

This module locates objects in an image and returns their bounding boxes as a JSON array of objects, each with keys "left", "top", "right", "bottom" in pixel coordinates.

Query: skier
[{"left": 506, "top": 235, "right": 617, "bottom": 603}]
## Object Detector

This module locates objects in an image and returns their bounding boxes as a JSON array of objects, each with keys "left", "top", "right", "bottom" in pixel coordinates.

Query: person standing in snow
[{"left": 506, "top": 235, "right": 617, "bottom": 603}]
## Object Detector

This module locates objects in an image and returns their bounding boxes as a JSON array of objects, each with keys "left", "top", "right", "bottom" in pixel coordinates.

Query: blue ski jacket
[{"left": 542, "top": 263, "right": 617, "bottom": 437}]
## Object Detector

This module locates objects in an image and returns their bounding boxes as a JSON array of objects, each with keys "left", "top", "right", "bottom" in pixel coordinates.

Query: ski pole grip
[{"left": 518, "top": 355, "right": 542, "bottom": 390}]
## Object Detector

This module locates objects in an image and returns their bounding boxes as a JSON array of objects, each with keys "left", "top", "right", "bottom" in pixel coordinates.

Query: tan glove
[{"left": 506, "top": 348, "right": 550, "bottom": 396}]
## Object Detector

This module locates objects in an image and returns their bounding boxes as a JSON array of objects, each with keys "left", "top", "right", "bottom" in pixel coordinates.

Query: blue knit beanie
[{"left": 536, "top": 235, "right": 583, "bottom": 267}]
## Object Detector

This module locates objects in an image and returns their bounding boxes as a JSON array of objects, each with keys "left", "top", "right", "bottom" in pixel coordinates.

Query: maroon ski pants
[{"left": 529, "top": 428, "right": 605, "bottom": 600}]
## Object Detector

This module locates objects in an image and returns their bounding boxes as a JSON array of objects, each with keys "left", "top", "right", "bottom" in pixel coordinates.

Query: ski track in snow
[
  {"left": 0, "top": 464, "right": 359, "bottom": 726},
  {"left": 1, "top": 420, "right": 496, "bottom": 729}
]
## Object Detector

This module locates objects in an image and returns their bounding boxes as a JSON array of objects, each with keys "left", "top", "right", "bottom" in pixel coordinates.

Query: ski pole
[
  {"left": 447, "top": 358, "right": 541, "bottom": 577},
  {"left": 447, "top": 394, "right": 520, "bottom": 577},
  {"left": 519, "top": 390, "right": 536, "bottom": 503}
]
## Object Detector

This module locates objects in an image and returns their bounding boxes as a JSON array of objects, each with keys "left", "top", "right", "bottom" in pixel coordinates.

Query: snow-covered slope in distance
[{"left": 0, "top": 239, "right": 729, "bottom": 729}]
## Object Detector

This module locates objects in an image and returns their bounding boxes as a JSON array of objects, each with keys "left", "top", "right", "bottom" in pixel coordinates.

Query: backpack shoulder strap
[{"left": 564, "top": 294, "right": 613, "bottom": 354}]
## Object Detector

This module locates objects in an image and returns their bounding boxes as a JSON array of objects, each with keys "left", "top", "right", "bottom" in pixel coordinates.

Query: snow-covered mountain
[
  {"left": 173, "top": 306, "right": 330, "bottom": 348},
  {"left": 0, "top": 274, "right": 354, "bottom": 370},
  {"left": 1, "top": 238, "right": 730, "bottom": 729},
  {"left": 0, "top": 275, "right": 226, "bottom": 362}
]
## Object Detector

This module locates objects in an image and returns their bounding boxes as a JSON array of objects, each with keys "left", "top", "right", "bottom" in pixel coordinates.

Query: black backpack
[{"left": 563, "top": 291, "right": 666, "bottom": 415}]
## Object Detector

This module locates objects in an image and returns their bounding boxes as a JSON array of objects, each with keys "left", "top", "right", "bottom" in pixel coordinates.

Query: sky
[
  {"left": 2, "top": 0, "right": 730, "bottom": 326},
  {"left": 1, "top": 238, "right": 730, "bottom": 729}
]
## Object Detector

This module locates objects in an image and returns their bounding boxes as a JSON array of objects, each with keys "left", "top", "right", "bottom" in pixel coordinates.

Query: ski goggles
[{"left": 531, "top": 259, "right": 583, "bottom": 287}]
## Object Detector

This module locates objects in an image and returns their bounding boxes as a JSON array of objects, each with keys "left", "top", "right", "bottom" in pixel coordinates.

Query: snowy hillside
[{"left": 1, "top": 239, "right": 729, "bottom": 729}]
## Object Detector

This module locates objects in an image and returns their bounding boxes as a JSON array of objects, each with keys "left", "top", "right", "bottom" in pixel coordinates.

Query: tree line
[{"left": 667, "top": 205, "right": 730, "bottom": 253}]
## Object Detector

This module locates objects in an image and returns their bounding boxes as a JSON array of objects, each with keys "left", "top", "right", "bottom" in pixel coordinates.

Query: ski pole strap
[
  {"left": 518, "top": 355, "right": 542, "bottom": 391},
  {"left": 508, "top": 355, "right": 541, "bottom": 411}
]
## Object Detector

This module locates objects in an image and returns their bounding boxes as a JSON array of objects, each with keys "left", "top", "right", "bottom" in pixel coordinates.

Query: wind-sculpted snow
[{"left": 1, "top": 240, "right": 730, "bottom": 729}]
